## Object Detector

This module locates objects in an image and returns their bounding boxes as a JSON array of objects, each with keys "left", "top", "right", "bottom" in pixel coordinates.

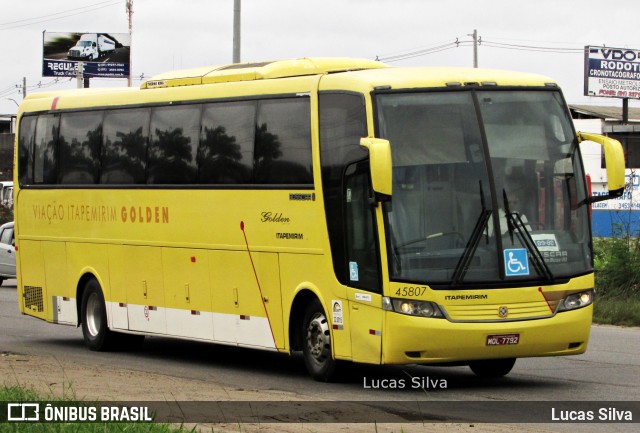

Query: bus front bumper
[{"left": 381, "top": 305, "right": 592, "bottom": 365}]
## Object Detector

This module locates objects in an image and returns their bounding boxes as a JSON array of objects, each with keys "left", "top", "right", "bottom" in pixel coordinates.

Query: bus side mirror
[
  {"left": 360, "top": 137, "right": 392, "bottom": 201},
  {"left": 578, "top": 132, "right": 625, "bottom": 204}
]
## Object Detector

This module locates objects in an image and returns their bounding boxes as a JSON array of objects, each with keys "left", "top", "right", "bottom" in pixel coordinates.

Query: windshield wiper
[
  {"left": 502, "top": 189, "right": 554, "bottom": 283},
  {"left": 452, "top": 181, "right": 492, "bottom": 287}
]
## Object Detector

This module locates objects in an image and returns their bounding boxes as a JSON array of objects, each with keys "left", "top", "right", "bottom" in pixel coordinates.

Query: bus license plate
[{"left": 486, "top": 334, "right": 519, "bottom": 346}]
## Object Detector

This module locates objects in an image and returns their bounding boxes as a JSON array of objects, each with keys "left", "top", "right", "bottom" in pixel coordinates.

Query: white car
[
  {"left": 0, "top": 221, "right": 15, "bottom": 285},
  {"left": 0, "top": 181, "right": 12, "bottom": 207}
]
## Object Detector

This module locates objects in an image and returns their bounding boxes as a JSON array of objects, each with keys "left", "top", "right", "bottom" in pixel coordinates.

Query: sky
[{"left": 1, "top": 0, "right": 640, "bottom": 115}]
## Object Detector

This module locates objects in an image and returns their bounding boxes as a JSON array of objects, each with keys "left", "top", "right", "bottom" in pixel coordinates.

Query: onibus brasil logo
[{"left": 5, "top": 403, "right": 153, "bottom": 422}]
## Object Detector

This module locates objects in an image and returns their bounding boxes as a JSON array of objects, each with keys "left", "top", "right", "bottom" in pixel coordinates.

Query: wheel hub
[
  {"left": 307, "top": 313, "right": 330, "bottom": 361},
  {"left": 85, "top": 292, "right": 102, "bottom": 337}
]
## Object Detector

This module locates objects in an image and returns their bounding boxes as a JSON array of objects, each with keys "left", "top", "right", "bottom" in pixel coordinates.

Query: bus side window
[
  {"left": 18, "top": 115, "right": 37, "bottom": 186},
  {"left": 148, "top": 104, "right": 201, "bottom": 184},
  {"left": 254, "top": 98, "right": 313, "bottom": 184},
  {"left": 199, "top": 101, "right": 255, "bottom": 184},
  {"left": 344, "top": 161, "right": 381, "bottom": 292},
  {"left": 33, "top": 114, "right": 60, "bottom": 185},
  {"left": 58, "top": 111, "right": 103, "bottom": 184},
  {"left": 101, "top": 108, "right": 150, "bottom": 184}
]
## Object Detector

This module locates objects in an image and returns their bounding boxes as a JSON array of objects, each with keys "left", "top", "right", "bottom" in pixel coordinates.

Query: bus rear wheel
[
  {"left": 80, "top": 279, "right": 144, "bottom": 351},
  {"left": 469, "top": 358, "right": 516, "bottom": 378},
  {"left": 302, "top": 299, "right": 337, "bottom": 382},
  {"left": 81, "top": 279, "right": 116, "bottom": 351}
]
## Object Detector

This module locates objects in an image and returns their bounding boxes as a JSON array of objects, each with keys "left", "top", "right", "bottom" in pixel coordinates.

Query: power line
[
  {"left": 0, "top": 0, "right": 121, "bottom": 30},
  {"left": 481, "top": 40, "right": 584, "bottom": 54},
  {"left": 0, "top": 84, "right": 17, "bottom": 95},
  {"left": 378, "top": 40, "right": 473, "bottom": 63},
  {"left": 377, "top": 35, "right": 587, "bottom": 63},
  {"left": 0, "top": 78, "right": 76, "bottom": 99},
  {"left": 0, "top": 88, "right": 21, "bottom": 99}
]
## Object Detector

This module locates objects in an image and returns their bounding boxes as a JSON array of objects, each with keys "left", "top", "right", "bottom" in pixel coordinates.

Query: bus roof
[
  {"left": 140, "top": 57, "right": 389, "bottom": 89},
  {"left": 139, "top": 57, "right": 557, "bottom": 91},
  {"left": 18, "top": 58, "right": 559, "bottom": 113},
  {"left": 318, "top": 65, "right": 558, "bottom": 92}
]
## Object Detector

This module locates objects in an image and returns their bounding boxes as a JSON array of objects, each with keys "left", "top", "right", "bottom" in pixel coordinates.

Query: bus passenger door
[{"left": 344, "top": 161, "right": 383, "bottom": 364}]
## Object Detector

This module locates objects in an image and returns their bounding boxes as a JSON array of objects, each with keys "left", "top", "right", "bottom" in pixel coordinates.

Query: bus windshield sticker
[
  {"left": 349, "top": 261, "right": 359, "bottom": 281},
  {"left": 504, "top": 248, "right": 530, "bottom": 277},
  {"left": 531, "top": 234, "right": 560, "bottom": 252}
]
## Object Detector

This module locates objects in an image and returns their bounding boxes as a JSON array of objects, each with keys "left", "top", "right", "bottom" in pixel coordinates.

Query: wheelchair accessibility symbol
[
  {"left": 349, "top": 261, "right": 359, "bottom": 282},
  {"left": 504, "top": 248, "right": 530, "bottom": 276}
]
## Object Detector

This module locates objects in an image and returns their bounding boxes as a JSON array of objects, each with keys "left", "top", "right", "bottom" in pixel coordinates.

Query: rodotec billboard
[{"left": 584, "top": 45, "right": 640, "bottom": 99}]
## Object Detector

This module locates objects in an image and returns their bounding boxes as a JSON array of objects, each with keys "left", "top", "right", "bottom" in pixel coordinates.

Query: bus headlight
[
  {"left": 382, "top": 297, "right": 444, "bottom": 318},
  {"left": 558, "top": 289, "right": 594, "bottom": 312}
]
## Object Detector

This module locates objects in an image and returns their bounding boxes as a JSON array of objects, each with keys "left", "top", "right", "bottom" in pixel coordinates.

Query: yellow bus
[{"left": 14, "top": 58, "right": 625, "bottom": 381}]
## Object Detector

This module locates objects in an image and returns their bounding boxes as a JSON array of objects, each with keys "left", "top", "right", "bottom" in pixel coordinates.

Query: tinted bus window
[
  {"left": 59, "top": 111, "right": 103, "bottom": 184},
  {"left": 148, "top": 104, "right": 201, "bottom": 184},
  {"left": 18, "top": 115, "right": 37, "bottom": 185},
  {"left": 34, "top": 114, "right": 59, "bottom": 184},
  {"left": 101, "top": 108, "right": 150, "bottom": 184},
  {"left": 199, "top": 101, "right": 255, "bottom": 184},
  {"left": 255, "top": 98, "right": 312, "bottom": 184},
  {"left": 319, "top": 92, "right": 368, "bottom": 284}
]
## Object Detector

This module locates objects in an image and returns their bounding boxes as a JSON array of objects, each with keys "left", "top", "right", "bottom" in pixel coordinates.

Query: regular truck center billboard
[
  {"left": 43, "top": 32, "right": 131, "bottom": 79},
  {"left": 585, "top": 45, "right": 640, "bottom": 99}
]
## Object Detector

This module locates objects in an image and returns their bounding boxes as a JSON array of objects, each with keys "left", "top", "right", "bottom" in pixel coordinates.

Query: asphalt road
[{"left": 1, "top": 279, "right": 638, "bottom": 431}]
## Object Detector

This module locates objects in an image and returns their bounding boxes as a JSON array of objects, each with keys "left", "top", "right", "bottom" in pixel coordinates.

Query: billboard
[
  {"left": 584, "top": 45, "right": 640, "bottom": 99},
  {"left": 43, "top": 32, "right": 131, "bottom": 79}
]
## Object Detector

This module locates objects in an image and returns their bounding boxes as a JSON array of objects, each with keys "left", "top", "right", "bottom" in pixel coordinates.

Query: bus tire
[
  {"left": 302, "top": 299, "right": 337, "bottom": 382},
  {"left": 469, "top": 358, "right": 516, "bottom": 378},
  {"left": 80, "top": 279, "right": 116, "bottom": 351}
]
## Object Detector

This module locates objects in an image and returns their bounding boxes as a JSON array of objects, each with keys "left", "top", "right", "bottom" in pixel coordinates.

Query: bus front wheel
[
  {"left": 469, "top": 358, "right": 516, "bottom": 378},
  {"left": 302, "top": 299, "right": 337, "bottom": 382}
]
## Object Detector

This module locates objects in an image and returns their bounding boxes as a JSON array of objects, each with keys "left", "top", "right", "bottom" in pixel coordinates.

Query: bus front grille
[{"left": 443, "top": 299, "right": 559, "bottom": 322}]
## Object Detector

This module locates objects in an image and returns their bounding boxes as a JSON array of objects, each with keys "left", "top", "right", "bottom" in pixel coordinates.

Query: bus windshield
[{"left": 377, "top": 90, "right": 591, "bottom": 286}]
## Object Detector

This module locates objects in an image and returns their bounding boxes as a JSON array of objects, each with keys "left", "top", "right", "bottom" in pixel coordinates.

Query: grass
[
  {"left": 592, "top": 232, "right": 640, "bottom": 327},
  {"left": 0, "top": 385, "right": 198, "bottom": 433},
  {"left": 593, "top": 296, "right": 640, "bottom": 327}
]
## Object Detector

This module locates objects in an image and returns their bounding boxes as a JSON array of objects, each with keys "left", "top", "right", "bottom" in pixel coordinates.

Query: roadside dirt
[{"left": 0, "top": 350, "right": 554, "bottom": 433}]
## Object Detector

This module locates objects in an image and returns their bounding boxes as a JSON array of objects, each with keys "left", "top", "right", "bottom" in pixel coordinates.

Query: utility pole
[
  {"left": 15, "top": 77, "right": 27, "bottom": 98},
  {"left": 77, "top": 62, "right": 84, "bottom": 89},
  {"left": 233, "top": 0, "right": 241, "bottom": 63},
  {"left": 623, "top": 98, "right": 629, "bottom": 124},
  {"left": 127, "top": 0, "right": 134, "bottom": 87},
  {"left": 470, "top": 29, "right": 479, "bottom": 68}
]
